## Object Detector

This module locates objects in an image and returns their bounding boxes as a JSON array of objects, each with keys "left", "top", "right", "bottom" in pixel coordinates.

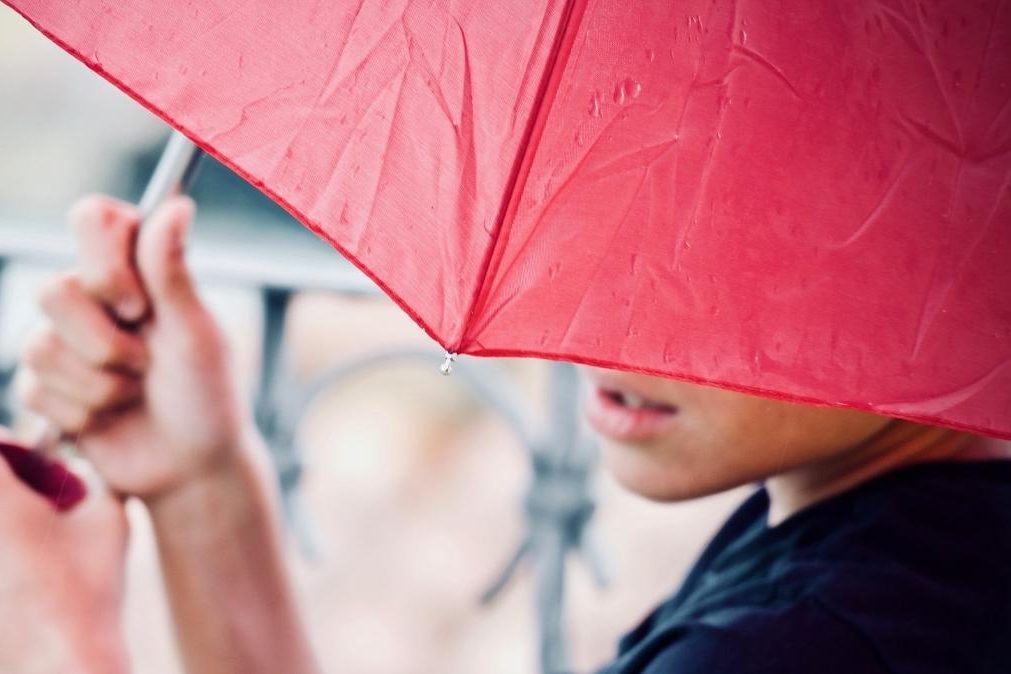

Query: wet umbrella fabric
[{"left": 4, "top": 0, "right": 1010, "bottom": 438}]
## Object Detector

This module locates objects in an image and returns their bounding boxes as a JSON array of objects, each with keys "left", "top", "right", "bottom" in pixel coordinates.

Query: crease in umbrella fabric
[{"left": 4, "top": 0, "right": 1010, "bottom": 439}]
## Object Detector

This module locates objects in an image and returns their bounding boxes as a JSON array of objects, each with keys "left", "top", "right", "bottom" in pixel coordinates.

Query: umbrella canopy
[{"left": 4, "top": 0, "right": 1010, "bottom": 438}]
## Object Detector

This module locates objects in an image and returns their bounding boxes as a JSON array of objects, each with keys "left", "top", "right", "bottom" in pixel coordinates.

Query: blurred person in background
[{"left": 2, "top": 192, "right": 1010, "bottom": 674}]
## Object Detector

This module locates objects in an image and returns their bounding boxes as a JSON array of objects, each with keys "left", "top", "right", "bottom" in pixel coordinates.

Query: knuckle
[
  {"left": 68, "top": 193, "right": 110, "bottom": 228},
  {"left": 14, "top": 371, "right": 45, "bottom": 411},
  {"left": 95, "top": 339, "right": 126, "bottom": 367},
  {"left": 92, "top": 375, "right": 128, "bottom": 407},
  {"left": 87, "top": 264, "right": 134, "bottom": 296},
  {"left": 22, "top": 329, "right": 60, "bottom": 370},
  {"left": 37, "top": 273, "right": 81, "bottom": 314},
  {"left": 96, "top": 335, "right": 138, "bottom": 369},
  {"left": 64, "top": 406, "right": 91, "bottom": 434},
  {"left": 70, "top": 194, "right": 138, "bottom": 235}
]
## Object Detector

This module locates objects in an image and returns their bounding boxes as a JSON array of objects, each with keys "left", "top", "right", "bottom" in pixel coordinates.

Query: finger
[
  {"left": 69, "top": 194, "right": 148, "bottom": 322},
  {"left": 137, "top": 196, "right": 201, "bottom": 315},
  {"left": 15, "top": 368, "right": 92, "bottom": 436},
  {"left": 22, "top": 327, "right": 143, "bottom": 411},
  {"left": 38, "top": 274, "right": 148, "bottom": 373}
]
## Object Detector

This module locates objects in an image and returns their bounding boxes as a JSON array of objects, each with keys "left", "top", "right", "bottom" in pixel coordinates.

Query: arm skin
[
  {"left": 0, "top": 429, "right": 130, "bottom": 674},
  {"left": 16, "top": 195, "right": 321, "bottom": 674},
  {"left": 146, "top": 437, "right": 321, "bottom": 674}
]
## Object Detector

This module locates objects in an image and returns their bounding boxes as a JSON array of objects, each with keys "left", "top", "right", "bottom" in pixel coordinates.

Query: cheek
[
  {"left": 598, "top": 397, "right": 816, "bottom": 501},
  {"left": 697, "top": 399, "right": 895, "bottom": 474}
]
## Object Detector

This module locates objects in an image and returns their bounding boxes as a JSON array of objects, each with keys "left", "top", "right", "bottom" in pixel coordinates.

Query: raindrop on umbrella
[{"left": 613, "top": 77, "right": 642, "bottom": 105}]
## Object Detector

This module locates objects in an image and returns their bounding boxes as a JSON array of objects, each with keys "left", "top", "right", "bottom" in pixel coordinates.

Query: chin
[{"left": 601, "top": 440, "right": 723, "bottom": 503}]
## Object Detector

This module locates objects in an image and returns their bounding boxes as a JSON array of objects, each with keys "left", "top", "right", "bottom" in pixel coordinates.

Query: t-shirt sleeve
[{"left": 631, "top": 601, "right": 889, "bottom": 674}]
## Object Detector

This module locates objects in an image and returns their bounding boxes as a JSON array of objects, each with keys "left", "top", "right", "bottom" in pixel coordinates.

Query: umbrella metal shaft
[{"left": 138, "top": 131, "right": 204, "bottom": 219}]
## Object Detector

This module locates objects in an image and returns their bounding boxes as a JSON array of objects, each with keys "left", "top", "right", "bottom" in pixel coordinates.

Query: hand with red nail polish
[
  {"left": 0, "top": 430, "right": 128, "bottom": 674},
  {"left": 15, "top": 194, "right": 256, "bottom": 503},
  {"left": 15, "top": 195, "right": 318, "bottom": 674},
  {"left": 0, "top": 439, "right": 87, "bottom": 511}
]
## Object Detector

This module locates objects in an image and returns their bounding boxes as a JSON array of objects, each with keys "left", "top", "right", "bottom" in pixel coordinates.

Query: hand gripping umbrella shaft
[{"left": 36, "top": 131, "right": 203, "bottom": 452}]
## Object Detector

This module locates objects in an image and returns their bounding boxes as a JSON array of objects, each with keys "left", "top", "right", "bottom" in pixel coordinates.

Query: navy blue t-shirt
[{"left": 600, "top": 460, "right": 1011, "bottom": 673}]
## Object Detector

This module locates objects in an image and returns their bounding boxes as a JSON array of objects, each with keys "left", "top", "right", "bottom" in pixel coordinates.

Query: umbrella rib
[
  {"left": 450, "top": 0, "right": 589, "bottom": 353},
  {"left": 466, "top": 1, "right": 741, "bottom": 344},
  {"left": 466, "top": 128, "right": 680, "bottom": 341}
]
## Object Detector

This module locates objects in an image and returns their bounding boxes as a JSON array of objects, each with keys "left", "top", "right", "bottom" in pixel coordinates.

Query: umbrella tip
[{"left": 439, "top": 352, "right": 458, "bottom": 376}]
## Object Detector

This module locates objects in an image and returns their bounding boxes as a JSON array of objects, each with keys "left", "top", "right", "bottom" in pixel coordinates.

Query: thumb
[{"left": 137, "top": 196, "right": 202, "bottom": 315}]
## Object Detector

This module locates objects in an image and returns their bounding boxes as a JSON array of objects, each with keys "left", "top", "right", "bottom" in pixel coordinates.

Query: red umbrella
[{"left": 3, "top": 0, "right": 1010, "bottom": 438}]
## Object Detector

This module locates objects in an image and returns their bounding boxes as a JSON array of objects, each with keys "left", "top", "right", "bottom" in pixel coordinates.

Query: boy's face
[{"left": 579, "top": 366, "right": 894, "bottom": 501}]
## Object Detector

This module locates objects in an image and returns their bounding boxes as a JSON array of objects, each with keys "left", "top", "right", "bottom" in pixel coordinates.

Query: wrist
[{"left": 144, "top": 431, "right": 280, "bottom": 546}]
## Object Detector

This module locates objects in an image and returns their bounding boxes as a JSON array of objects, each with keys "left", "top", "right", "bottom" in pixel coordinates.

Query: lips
[{"left": 584, "top": 382, "right": 679, "bottom": 443}]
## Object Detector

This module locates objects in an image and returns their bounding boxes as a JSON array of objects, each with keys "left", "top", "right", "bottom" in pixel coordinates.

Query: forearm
[{"left": 145, "top": 437, "right": 320, "bottom": 674}]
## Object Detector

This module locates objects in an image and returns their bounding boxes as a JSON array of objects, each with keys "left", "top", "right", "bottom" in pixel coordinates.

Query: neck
[{"left": 765, "top": 420, "right": 1011, "bottom": 526}]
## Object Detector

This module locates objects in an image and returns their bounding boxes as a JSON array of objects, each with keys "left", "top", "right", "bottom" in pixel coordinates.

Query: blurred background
[{"left": 0, "top": 8, "right": 745, "bottom": 674}]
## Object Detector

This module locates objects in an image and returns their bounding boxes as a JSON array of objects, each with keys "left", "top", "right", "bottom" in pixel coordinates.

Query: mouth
[{"left": 584, "top": 384, "right": 679, "bottom": 443}]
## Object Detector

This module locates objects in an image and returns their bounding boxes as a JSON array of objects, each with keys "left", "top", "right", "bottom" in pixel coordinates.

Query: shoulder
[{"left": 623, "top": 600, "right": 889, "bottom": 674}]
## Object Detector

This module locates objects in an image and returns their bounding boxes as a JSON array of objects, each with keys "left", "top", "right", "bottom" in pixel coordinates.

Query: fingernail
[{"left": 116, "top": 297, "right": 145, "bottom": 321}]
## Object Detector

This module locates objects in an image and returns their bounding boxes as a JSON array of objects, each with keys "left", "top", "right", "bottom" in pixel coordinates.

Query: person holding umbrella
[
  {"left": 2, "top": 0, "right": 1010, "bottom": 671},
  {"left": 2, "top": 192, "right": 1009, "bottom": 673}
]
